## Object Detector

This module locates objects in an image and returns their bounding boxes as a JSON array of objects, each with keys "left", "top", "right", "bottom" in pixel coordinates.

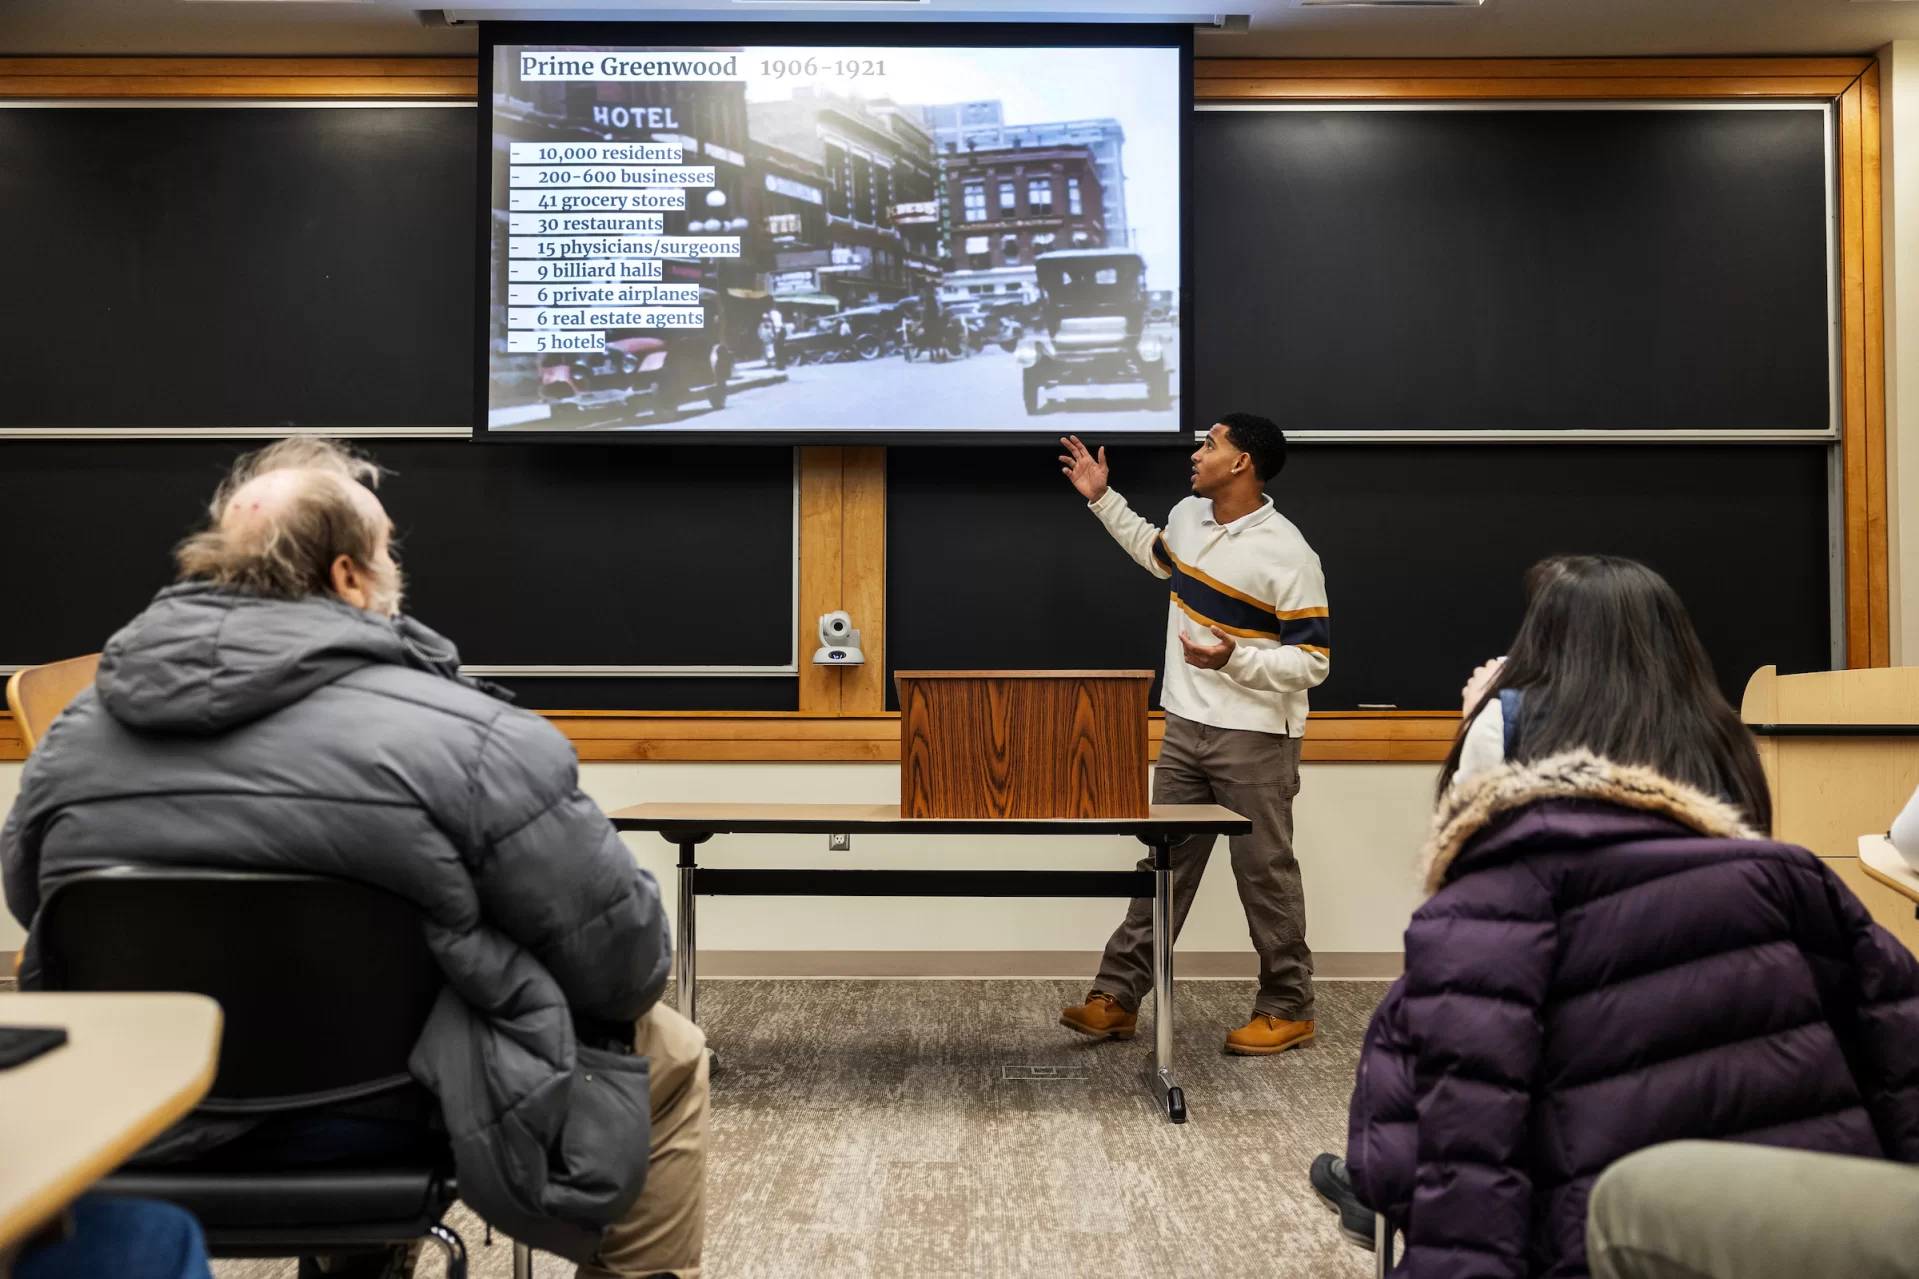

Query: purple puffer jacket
[{"left": 1348, "top": 750, "right": 1919, "bottom": 1279}]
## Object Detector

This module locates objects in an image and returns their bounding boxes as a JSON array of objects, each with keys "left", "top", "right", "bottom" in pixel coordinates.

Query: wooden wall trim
[
  {"left": 1863, "top": 63, "right": 1892, "bottom": 668},
  {"left": 1197, "top": 58, "right": 1876, "bottom": 78},
  {"left": 548, "top": 710, "right": 1460, "bottom": 764},
  {"left": 796, "top": 448, "right": 844, "bottom": 716},
  {"left": 2, "top": 55, "right": 1866, "bottom": 104},
  {"left": 0, "top": 710, "right": 1458, "bottom": 765},
  {"left": 794, "top": 446, "right": 886, "bottom": 715},
  {"left": 839, "top": 448, "right": 888, "bottom": 714},
  {"left": 1857, "top": 67, "right": 1888, "bottom": 668},
  {"left": 0, "top": 57, "right": 477, "bottom": 99},
  {"left": 1837, "top": 67, "right": 1894, "bottom": 666},
  {"left": 1842, "top": 75, "right": 1872, "bottom": 665},
  {"left": 1194, "top": 56, "right": 1873, "bottom": 101}
]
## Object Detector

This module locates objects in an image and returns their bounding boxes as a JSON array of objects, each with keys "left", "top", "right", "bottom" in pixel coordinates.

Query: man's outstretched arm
[{"left": 1059, "top": 435, "right": 1173, "bottom": 580}]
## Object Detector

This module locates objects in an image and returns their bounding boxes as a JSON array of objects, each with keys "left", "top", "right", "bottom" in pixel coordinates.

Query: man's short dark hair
[{"left": 1218, "top": 412, "right": 1287, "bottom": 482}]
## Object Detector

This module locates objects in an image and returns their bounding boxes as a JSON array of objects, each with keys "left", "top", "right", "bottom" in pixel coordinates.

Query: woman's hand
[{"left": 1461, "top": 657, "right": 1506, "bottom": 716}]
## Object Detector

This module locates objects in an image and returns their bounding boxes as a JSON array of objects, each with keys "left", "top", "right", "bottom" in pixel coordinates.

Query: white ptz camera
[{"left": 812, "top": 610, "right": 864, "bottom": 667}]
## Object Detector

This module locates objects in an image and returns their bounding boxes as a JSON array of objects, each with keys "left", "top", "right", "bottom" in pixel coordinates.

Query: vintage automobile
[
  {"left": 1016, "top": 250, "right": 1170, "bottom": 415},
  {"left": 835, "top": 300, "right": 913, "bottom": 360},
  {"left": 974, "top": 295, "right": 1036, "bottom": 353},
  {"left": 537, "top": 286, "right": 733, "bottom": 425},
  {"left": 778, "top": 318, "right": 844, "bottom": 366}
]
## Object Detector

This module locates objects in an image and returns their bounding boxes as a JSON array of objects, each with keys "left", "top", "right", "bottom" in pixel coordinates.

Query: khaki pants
[
  {"left": 578, "top": 1004, "right": 710, "bottom": 1279},
  {"left": 1093, "top": 713, "right": 1313, "bottom": 1022},
  {"left": 1587, "top": 1140, "right": 1919, "bottom": 1279}
]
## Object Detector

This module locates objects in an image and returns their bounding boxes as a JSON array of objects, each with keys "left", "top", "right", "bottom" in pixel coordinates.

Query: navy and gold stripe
[
  {"left": 1171, "top": 590, "right": 1281, "bottom": 641},
  {"left": 1151, "top": 533, "right": 1175, "bottom": 572},
  {"left": 1279, "top": 610, "right": 1331, "bottom": 656},
  {"left": 1165, "top": 552, "right": 1330, "bottom": 653}
]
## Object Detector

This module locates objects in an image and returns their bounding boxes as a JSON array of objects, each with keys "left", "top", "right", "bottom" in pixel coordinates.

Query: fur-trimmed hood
[
  {"left": 1351, "top": 753, "right": 1919, "bottom": 1278},
  {"left": 1420, "top": 749, "right": 1761, "bottom": 894}
]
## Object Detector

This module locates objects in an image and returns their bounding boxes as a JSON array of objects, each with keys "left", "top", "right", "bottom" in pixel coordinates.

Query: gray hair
[{"left": 175, "top": 436, "right": 398, "bottom": 607}]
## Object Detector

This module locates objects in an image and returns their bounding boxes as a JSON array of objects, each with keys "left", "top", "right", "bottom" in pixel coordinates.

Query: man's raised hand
[{"left": 1058, "top": 435, "right": 1110, "bottom": 503}]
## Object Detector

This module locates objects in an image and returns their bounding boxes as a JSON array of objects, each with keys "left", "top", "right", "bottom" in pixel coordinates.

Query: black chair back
[{"left": 36, "top": 869, "right": 443, "bottom": 1113}]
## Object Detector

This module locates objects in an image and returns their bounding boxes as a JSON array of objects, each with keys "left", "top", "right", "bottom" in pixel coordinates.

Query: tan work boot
[
  {"left": 1059, "top": 990, "right": 1138, "bottom": 1041},
  {"left": 1224, "top": 1013, "right": 1315, "bottom": 1056}
]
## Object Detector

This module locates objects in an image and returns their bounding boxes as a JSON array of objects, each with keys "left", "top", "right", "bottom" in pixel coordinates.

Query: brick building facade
[{"left": 941, "top": 143, "right": 1106, "bottom": 286}]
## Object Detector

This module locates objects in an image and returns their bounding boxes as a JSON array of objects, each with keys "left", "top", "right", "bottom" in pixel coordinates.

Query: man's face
[{"left": 1189, "top": 423, "right": 1247, "bottom": 498}]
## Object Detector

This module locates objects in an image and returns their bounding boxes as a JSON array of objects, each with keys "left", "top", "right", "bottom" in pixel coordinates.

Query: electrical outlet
[{"left": 827, "top": 833, "right": 851, "bottom": 852}]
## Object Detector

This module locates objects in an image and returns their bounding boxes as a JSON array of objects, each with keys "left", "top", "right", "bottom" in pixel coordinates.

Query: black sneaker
[{"left": 1310, "top": 1152, "right": 1378, "bottom": 1250}]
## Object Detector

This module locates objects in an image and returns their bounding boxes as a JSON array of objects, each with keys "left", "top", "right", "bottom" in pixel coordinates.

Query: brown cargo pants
[
  {"left": 578, "top": 1003, "right": 710, "bottom": 1279},
  {"left": 1092, "top": 712, "right": 1313, "bottom": 1022}
]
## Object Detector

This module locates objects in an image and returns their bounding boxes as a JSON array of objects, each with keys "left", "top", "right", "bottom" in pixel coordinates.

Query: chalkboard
[
  {"left": 0, "top": 100, "right": 1842, "bottom": 716},
  {"left": 0, "top": 105, "right": 475, "bottom": 432},
  {"left": 888, "top": 444, "right": 1832, "bottom": 711},
  {"left": 1192, "top": 108, "right": 1833, "bottom": 435},
  {"left": 0, "top": 440, "right": 798, "bottom": 711},
  {"left": 4, "top": 103, "right": 1832, "bottom": 441}
]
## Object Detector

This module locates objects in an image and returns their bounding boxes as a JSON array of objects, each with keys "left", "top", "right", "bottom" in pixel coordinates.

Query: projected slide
[{"left": 484, "top": 36, "right": 1184, "bottom": 436}]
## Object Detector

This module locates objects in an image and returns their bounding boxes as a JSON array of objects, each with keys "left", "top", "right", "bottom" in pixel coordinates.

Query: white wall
[
  {"left": 1888, "top": 42, "right": 1919, "bottom": 666},
  {"left": 0, "top": 757, "right": 1435, "bottom": 962}
]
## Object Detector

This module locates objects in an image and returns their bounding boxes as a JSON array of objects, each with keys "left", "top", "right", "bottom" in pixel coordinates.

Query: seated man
[{"left": 1, "top": 437, "right": 704, "bottom": 1279}]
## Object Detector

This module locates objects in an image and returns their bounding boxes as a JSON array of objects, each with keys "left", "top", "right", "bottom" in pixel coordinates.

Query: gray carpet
[{"left": 192, "top": 977, "right": 1387, "bottom": 1279}]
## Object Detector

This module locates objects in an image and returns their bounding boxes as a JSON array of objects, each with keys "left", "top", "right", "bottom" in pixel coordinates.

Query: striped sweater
[{"left": 1090, "top": 488, "right": 1330, "bottom": 737}]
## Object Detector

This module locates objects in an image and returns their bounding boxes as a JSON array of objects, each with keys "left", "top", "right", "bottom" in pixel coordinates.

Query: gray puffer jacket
[{"left": 0, "top": 584, "right": 672, "bottom": 1263}]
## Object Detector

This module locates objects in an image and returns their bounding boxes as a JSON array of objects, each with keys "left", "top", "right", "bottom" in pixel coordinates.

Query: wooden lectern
[
  {"left": 896, "top": 670, "right": 1152, "bottom": 819},
  {"left": 1743, "top": 664, "right": 1919, "bottom": 953}
]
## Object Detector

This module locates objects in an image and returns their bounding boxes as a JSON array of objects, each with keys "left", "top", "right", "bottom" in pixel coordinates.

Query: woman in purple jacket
[{"left": 1342, "top": 554, "right": 1919, "bottom": 1278}]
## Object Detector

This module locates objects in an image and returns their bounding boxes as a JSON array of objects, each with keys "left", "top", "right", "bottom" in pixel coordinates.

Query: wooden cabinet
[{"left": 895, "top": 670, "right": 1152, "bottom": 820}]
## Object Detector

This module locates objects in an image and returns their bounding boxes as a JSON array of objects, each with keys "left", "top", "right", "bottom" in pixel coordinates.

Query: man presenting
[{"left": 1057, "top": 414, "right": 1329, "bottom": 1055}]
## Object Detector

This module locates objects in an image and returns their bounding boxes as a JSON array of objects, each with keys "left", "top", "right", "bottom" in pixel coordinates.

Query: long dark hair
[{"left": 1438, "top": 555, "right": 1771, "bottom": 832}]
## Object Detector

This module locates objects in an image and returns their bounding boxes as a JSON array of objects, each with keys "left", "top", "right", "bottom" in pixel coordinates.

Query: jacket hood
[
  {"left": 96, "top": 583, "right": 478, "bottom": 735},
  {"left": 1420, "top": 749, "right": 1761, "bottom": 895}
]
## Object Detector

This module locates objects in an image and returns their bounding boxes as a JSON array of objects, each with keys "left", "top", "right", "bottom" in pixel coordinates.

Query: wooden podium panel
[
  {"left": 896, "top": 670, "right": 1152, "bottom": 819},
  {"left": 1742, "top": 665, "right": 1919, "bottom": 953}
]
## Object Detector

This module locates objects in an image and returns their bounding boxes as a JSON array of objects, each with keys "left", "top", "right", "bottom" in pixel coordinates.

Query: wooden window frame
[{"left": 0, "top": 56, "right": 1886, "bottom": 764}]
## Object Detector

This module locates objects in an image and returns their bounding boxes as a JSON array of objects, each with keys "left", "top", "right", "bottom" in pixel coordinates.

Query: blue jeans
[{"left": 16, "top": 1195, "right": 210, "bottom": 1279}]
